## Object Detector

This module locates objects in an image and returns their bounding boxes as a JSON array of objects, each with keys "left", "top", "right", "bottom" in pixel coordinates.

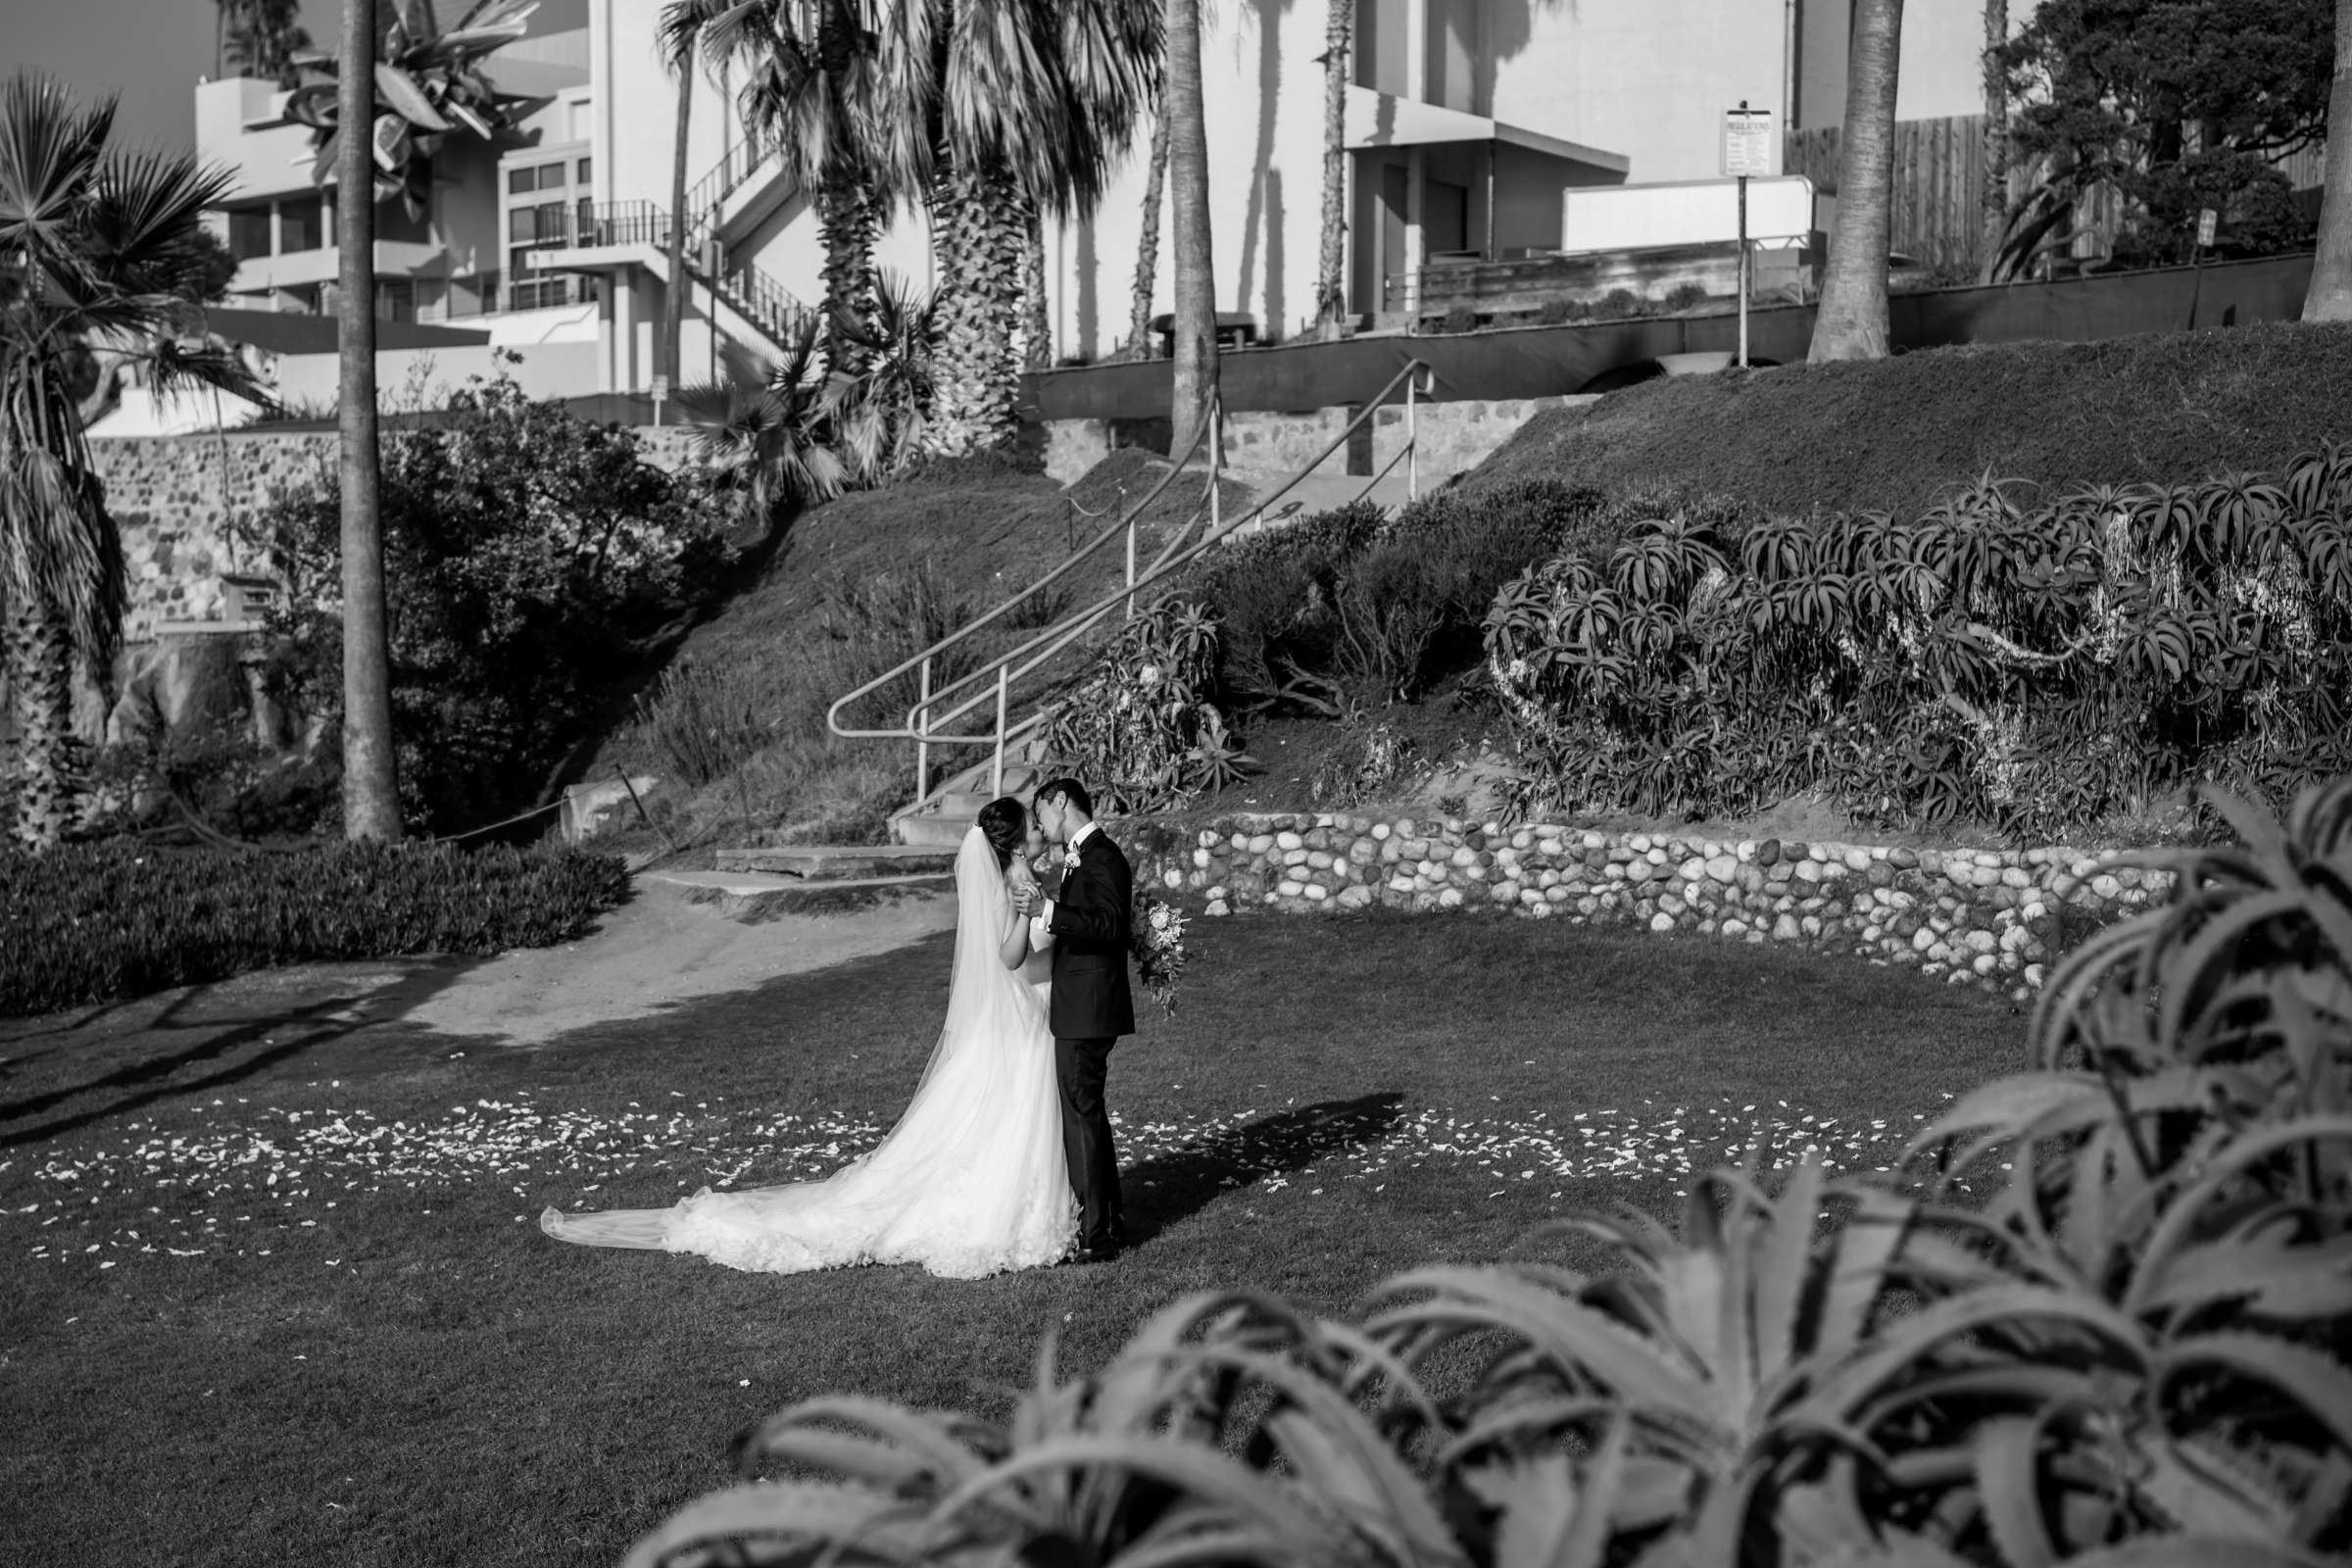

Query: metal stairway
[{"left": 827, "top": 360, "right": 1442, "bottom": 847}]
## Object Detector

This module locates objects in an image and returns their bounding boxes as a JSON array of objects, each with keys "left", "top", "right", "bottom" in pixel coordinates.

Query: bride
[{"left": 540, "top": 798, "right": 1076, "bottom": 1278}]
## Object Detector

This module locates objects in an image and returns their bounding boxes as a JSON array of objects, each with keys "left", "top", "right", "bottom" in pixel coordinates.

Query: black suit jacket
[{"left": 1047, "top": 826, "right": 1137, "bottom": 1040}]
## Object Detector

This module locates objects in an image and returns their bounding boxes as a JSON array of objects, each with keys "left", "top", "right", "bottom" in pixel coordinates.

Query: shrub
[
  {"left": 1661, "top": 280, "right": 1710, "bottom": 311},
  {"left": 1042, "top": 599, "right": 1250, "bottom": 813},
  {"left": 1437, "top": 303, "right": 1480, "bottom": 335},
  {"left": 0, "top": 840, "right": 629, "bottom": 1016},
  {"left": 1308, "top": 719, "right": 1418, "bottom": 808},
  {"left": 1193, "top": 501, "right": 1387, "bottom": 714},
  {"left": 1591, "top": 286, "right": 1644, "bottom": 320},
  {"left": 1534, "top": 296, "right": 1582, "bottom": 325},
  {"left": 1485, "top": 454, "right": 2352, "bottom": 835},
  {"left": 624, "top": 778, "right": 2352, "bottom": 1568},
  {"left": 262, "top": 368, "right": 736, "bottom": 837}
]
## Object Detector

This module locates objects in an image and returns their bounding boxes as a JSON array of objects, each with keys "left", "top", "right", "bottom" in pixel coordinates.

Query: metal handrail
[
  {"left": 824, "top": 410, "right": 1219, "bottom": 743},
  {"left": 906, "top": 359, "right": 1435, "bottom": 749},
  {"left": 684, "top": 126, "right": 794, "bottom": 220},
  {"left": 832, "top": 357, "right": 1437, "bottom": 827}
]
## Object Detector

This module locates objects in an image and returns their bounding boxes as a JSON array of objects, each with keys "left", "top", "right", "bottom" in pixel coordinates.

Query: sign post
[{"left": 1722, "top": 101, "right": 1776, "bottom": 368}]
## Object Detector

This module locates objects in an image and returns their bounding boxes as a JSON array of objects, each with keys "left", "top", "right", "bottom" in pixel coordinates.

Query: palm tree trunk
[
  {"left": 816, "top": 174, "right": 881, "bottom": 377},
  {"left": 926, "top": 159, "right": 1026, "bottom": 456},
  {"left": 1316, "top": 0, "right": 1353, "bottom": 326},
  {"left": 1023, "top": 209, "right": 1052, "bottom": 369},
  {"left": 663, "top": 59, "right": 696, "bottom": 398},
  {"left": 1165, "top": 0, "right": 1219, "bottom": 461},
  {"left": 3, "top": 602, "right": 79, "bottom": 850},
  {"left": 1978, "top": 0, "right": 2007, "bottom": 283},
  {"left": 337, "top": 0, "right": 401, "bottom": 840},
  {"left": 2305, "top": 0, "right": 2352, "bottom": 320},
  {"left": 1809, "top": 0, "right": 1904, "bottom": 362},
  {"left": 1127, "top": 107, "right": 1169, "bottom": 361}
]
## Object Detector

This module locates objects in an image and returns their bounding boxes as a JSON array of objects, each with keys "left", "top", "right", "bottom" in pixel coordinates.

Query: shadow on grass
[
  {"left": 1123, "top": 1091, "right": 1404, "bottom": 1245},
  {"left": 0, "top": 959, "right": 484, "bottom": 1149}
]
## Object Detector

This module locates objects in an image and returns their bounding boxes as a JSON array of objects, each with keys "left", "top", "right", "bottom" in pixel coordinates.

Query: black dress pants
[{"left": 1054, "top": 1034, "right": 1124, "bottom": 1250}]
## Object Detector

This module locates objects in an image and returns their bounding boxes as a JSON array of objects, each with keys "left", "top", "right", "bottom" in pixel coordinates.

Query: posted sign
[
  {"left": 1723, "top": 106, "right": 1776, "bottom": 178},
  {"left": 2197, "top": 209, "right": 2219, "bottom": 248}
]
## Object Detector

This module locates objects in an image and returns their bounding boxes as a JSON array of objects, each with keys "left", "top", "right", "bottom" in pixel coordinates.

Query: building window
[
  {"left": 508, "top": 166, "right": 537, "bottom": 195},
  {"left": 509, "top": 244, "right": 539, "bottom": 280},
  {"left": 508, "top": 207, "right": 538, "bottom": 242},
  {"left": 536, "top": 162, "right": 566, "bottom": 189},
  {"left": 227, "top": 206, "right": 271, "bottom": 261},
  {"left": 278, "top": 194, "right": 322, "bottom": 252},
  {"left": 575, "top": 156, "right": 592, "bottom": 184}
]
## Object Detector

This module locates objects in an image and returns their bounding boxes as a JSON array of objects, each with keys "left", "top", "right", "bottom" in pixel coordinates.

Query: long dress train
[{"left": 539, "top": 827, "right": 1075, "bottom": 1278}]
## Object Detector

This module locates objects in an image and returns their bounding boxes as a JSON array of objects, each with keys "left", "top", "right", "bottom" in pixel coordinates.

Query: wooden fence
[{"left": 1785, "top": 114, "right": 2000, "bottom": 274}]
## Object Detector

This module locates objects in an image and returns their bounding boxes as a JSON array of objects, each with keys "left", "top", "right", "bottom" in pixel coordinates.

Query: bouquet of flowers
[{"left": 1130, "top": 890, "right": 1189, "bottom": 1017}]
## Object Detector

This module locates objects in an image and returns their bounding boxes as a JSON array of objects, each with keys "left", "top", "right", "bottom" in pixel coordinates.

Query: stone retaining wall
[{"left": 1124, "top": 811, "right": 2177, "bottom": 1002}]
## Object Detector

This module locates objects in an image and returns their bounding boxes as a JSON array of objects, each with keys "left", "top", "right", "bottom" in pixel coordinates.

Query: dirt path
[{"left": 403, "top": 880, "right": 958, "bottom": 1047}]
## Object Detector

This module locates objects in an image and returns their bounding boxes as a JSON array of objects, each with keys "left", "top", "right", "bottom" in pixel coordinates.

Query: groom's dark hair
[{"left": 1038, "top": 777, "right": 1093, "bottom": 817}]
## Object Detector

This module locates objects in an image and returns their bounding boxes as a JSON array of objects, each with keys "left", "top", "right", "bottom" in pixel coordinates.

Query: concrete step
[
  {"left": 713, "top": 843, "right": 957, "bottom": 880},
  {"left": 894, "top": 812, "right": 975, "bottom": 848},
  {"left": 644, "top": 868, "right": 956, "bottom": 920}
]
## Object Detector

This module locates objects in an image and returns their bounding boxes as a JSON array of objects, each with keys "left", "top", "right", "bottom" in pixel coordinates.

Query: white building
[{"left": 159, "top": 0, "right": 2001, "bottom": 418}]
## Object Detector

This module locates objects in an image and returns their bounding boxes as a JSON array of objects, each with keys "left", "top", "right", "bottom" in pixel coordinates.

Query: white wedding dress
[{"left": 539, "top": 827, "right": 1076, "bottom": 1278}]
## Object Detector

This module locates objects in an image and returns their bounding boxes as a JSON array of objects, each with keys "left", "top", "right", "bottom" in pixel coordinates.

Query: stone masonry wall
[
  {"left": 92, "top": 432, "right": 336, "bottom": 638},
  {"left": 1124, "top": 811, "right": 2177, "bottom": 1004},
  {"left": 90, "top": 426, "right": 700, "bottom": 641}
]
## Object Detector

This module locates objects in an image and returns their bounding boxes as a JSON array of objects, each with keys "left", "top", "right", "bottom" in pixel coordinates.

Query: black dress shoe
[{"left": 1058, "top": 1243, "right": 1120, "bottom": 1266}]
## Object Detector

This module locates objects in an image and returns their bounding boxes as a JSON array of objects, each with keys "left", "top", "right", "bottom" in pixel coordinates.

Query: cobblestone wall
[{"left": 1123, "top": 811, "right": 2175, "bottom": 1003}]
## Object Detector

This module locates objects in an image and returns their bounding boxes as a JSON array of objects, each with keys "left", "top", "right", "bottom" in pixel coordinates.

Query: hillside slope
[
  {"left": 589, "top": 451, "right": 1249, "bottom": 851},
  {"left": 1468, "top": 322, "right": 2352, "bottom": 518}
]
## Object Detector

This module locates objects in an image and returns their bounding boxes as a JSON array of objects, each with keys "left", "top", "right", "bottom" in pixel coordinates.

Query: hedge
[{"left": 0, "top": 840, "right": 631, "bottom": 1017}]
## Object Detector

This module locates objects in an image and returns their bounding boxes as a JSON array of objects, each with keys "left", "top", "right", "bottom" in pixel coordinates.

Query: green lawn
[{"left": 0, "top": 910, "right": 2021, "bottom": 1566}]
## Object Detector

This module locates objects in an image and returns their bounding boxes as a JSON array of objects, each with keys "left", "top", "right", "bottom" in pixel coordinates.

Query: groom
[{"left": 1018, "top": 777, "right": 1134, "bottom": 1265}]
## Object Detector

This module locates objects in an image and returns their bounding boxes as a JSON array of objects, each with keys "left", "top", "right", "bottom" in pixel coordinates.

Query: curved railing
[{"left": 829, "top": 358, "right": 1439, "bottom": 816}]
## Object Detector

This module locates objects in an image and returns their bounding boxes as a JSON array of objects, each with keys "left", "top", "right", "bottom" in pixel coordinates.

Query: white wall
[
  {"left": 1796, "top": 0, "right": 2012, "bottom": 132},
  {"left": 1052, "top": 0, "right": 1332, "bottom": 362},
  {"left": 1487, "top": 0, "right": 1791, "bottom": 184},
  {"left": 271, "top": 340, "right": 605, "bottom": 410}
]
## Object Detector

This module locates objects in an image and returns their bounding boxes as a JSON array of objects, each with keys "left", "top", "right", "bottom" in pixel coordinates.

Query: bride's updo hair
[{"left": 975, "top": 797, "right": 1029, "bottom": 869}]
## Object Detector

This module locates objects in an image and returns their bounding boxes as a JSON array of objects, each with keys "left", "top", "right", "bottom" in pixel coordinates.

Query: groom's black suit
[{"left": 1046, "top": 823, "right": 1135, "bottom": 1253}]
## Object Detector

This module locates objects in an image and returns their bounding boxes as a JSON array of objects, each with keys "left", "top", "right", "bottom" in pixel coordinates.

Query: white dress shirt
[{"left": 1041, "top": 820, "right": 1098, "bottom": 931}]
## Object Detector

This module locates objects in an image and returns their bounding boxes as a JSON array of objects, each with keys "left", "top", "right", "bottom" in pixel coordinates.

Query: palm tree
[
  {"left": 1315, "top": 0, "right": 1353, "bottom": 328},
  {"left": 1165, "top": 0, "right": 1218, "bottom": 459},
  {"left": 1979, "top": 0, "right": 2006, "bottom": 282},
  {"left": 1809, "top": 0, "right": 1904, "bottom": 362},
  {"left": 877, "top": 0, "right": 1160, "bottom": 457},
  {"left": 332, "top": 0, "right": 399, "bottom": 841},
  {"left": 2305, "top": 0, "right": 2352, "bottom": 320},
  {"left": 714, "top": 0, "right": 890, "bottom": 380},
  {"left": 657, "top": 0, "right": 715, "bottom": 409},
  {"left": 0, "top": 74, "right": 253, "bottom": 848},
  {"left": 676, "top": 326, "right": 849, "bottom": 528},
  {"left": 217, "top": 0, "right": 313, "bottom": 88},
  {"left": 1126, "top": 100, "right": 1168, "bottom": 360}
]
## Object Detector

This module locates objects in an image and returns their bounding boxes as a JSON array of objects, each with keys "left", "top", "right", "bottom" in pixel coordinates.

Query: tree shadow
[
  {"left": 1122, "top": 1090, "right": 1403, "bottom": 1243},
  {"left": 0, "top": 958, "right": 483, "bottom": 1150}
]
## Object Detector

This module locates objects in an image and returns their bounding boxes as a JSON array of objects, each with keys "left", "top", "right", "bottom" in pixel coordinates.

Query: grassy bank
[{"left": 1471, "top": 322, "right": 2352, "bottom": 518}]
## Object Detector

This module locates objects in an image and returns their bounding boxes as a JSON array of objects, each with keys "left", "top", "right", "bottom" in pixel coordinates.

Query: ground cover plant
[
  {"left": 614, "top": 782, "right": 2352, "bottom": 1568},
  {"left": 0, "top": 841, "right": 629, "bottom": 1017},
  {"left": 1485, "top": 454, "right": 2352, "bottom": 837},
  {"left": 1471, "top": 325, "right": 2352, "bottom": 522},
  {"left": 0, "top": 906, "right": 2023, "bottom": 1567}
]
